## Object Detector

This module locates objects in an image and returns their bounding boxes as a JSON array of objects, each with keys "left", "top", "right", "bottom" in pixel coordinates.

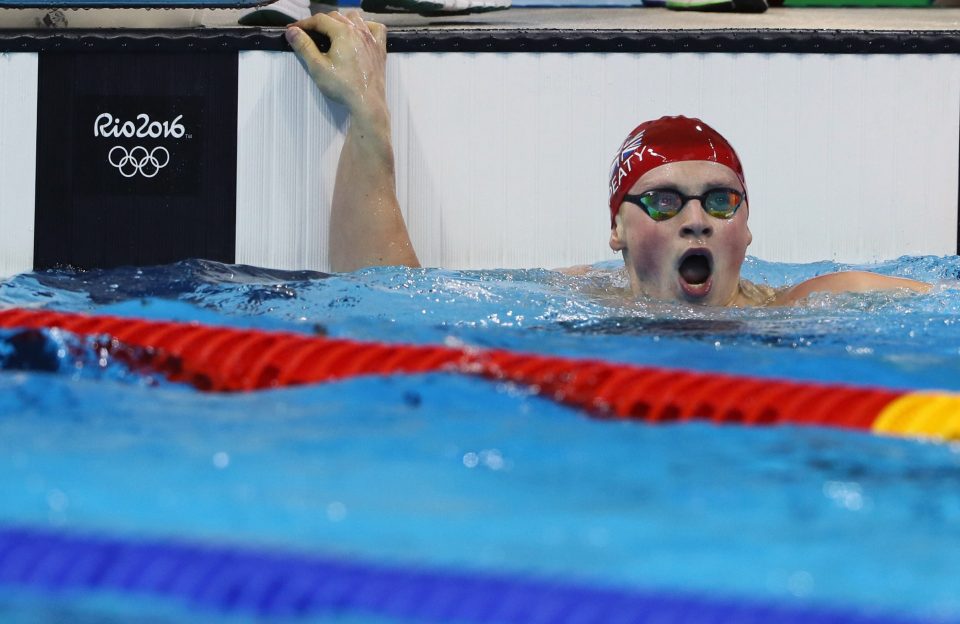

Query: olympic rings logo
[{"left": 107, "top": 146, "right": 170, "bottom": 179}]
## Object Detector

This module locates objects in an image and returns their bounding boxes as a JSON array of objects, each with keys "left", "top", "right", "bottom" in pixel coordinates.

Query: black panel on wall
[{"left": 34, "top": 52, "right": 238, "bottom": 270}]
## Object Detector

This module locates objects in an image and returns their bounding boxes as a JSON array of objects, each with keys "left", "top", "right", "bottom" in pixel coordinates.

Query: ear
[
  {"left": 743, "top": 204, "right": 752, "bottom": 247},
  {"left": 609, "top": 211, "right": 627, "bottom": 252}
]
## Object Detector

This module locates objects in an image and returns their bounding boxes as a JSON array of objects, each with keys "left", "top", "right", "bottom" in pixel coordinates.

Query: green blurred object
[{"left": 784, "top": 0, "right": 930, "bottom": 6}]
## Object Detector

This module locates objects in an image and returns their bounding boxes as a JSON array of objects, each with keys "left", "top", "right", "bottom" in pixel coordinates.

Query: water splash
[{"left": 2, "top": 256, "right": 960, "bottom": 390}]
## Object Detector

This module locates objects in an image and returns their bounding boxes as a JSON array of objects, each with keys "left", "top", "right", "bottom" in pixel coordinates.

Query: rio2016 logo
[
  {"left": 94, "top": 113, "right": 186, "bottom": 139},
  {"left": 95, "top": 113, "right": 189, "bottom": 178}
]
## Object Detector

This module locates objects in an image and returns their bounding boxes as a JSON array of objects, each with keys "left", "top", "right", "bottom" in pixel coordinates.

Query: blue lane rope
[{"left": 0, "top": 525, "right": 945, "bottom": 624}]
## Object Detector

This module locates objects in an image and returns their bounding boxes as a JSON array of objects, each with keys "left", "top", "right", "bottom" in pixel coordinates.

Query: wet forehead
[{"left": 627, "top": 160, "right": 744, "bottom": 195}]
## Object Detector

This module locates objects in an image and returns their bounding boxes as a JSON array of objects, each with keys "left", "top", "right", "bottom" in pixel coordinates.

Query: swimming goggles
[{"left": 621, "top": 188, "right": 744, "bottom": 222}]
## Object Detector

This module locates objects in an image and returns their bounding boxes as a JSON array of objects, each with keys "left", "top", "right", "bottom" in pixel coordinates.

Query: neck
[{"left": 621, "top": 253, "right": 645, "bottom": 298}]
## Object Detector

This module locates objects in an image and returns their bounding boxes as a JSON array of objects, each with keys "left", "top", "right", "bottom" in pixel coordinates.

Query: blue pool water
[{"left": 1, "top": 256, "right": 960, "bottom": 622}]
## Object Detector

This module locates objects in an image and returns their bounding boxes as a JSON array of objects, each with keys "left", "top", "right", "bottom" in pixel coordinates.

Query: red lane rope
[{"left": 0, "top": 308, "right": 903, "bottom": 431}]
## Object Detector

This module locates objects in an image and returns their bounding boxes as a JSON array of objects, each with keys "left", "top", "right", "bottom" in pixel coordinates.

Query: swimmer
[
  {"left": 286, "top": 12, "right": 930, "bottom": 307},
  {"left": 605, "top": 116, "right": 930, "bottom": 306}
]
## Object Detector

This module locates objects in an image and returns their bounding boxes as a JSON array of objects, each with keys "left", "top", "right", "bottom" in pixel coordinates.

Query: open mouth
[{"left": 677, "top": 249, "right": 713, "bottom": 297}]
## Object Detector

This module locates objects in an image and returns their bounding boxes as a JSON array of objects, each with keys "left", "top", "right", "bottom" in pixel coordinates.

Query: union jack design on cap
[{"left": 608, "top": 116, "right": 746, "bottom": 226}]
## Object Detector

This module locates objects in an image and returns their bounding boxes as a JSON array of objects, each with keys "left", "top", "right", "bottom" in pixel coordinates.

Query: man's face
[{"left": 609, "top": 160, "right": 752, "bottom": 306}]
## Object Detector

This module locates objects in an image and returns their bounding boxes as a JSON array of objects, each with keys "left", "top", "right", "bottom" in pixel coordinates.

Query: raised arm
[{"left": 286, "top": 12, "right": 420, "bottom": 272}]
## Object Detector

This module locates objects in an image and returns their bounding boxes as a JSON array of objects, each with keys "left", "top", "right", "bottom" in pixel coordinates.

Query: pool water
[{"left": 1, "top": 256, "right": 960, "bottom": 622}]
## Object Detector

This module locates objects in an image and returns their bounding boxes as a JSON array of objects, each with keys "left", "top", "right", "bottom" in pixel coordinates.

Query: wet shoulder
[{"left": 737, "top": 279, "right": 780, "bottom": 307}]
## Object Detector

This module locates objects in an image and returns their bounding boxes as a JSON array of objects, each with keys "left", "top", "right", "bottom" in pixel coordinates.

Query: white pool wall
[
  {"left": 0, "top": 53, "right": 37, "bottom": 278},
  {"left": 238, "top": 50, "right": 960, "bottom": 272}
]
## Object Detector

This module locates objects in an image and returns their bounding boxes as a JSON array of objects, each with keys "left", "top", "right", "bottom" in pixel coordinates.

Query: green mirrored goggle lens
[
  {"left": 702, "top": 189, "right": 742, "bottom": 218},
  {"left": 639, "top": 192, "right": 682, "bottom": 221}
]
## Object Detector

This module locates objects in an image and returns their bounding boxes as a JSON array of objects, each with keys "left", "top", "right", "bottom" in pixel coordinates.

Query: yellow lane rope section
[{"left": 872, "top": 392, "right": 960, "bottom": 441}]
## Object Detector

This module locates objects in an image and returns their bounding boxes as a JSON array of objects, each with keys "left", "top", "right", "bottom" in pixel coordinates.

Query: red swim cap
[{"left": 608, "top": 116, "right": 746, "bottom": 226}]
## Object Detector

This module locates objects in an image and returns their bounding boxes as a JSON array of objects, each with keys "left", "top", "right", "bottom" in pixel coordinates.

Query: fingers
[
  {"left": 368, "top": 21, "right": 387, "bottom": 49},
  {"left": 293, "top": 11, "right": 380, "bottom": 49},
  {"left": 327, "top": 10, "right": 353, "bottom": 26},
  {"left": 337, "top": 10, "right": 377, "bottom": 46},
  {"left": 293, "top": 10, "right": 381, "bottom": 37},
  {"left": 285, "top": 26, "right": 330, "bottom": 73},
  {"left": 287, "top": 9, "right": 387, "bottom": 111},
  {"left": 287, "top": 12, "right": 349, "bottom": 71},
  {"left": 291, "top": 11, "right": 345, "bottom": 36},
  {"left": 343, "top": 9, "right": 366, "bottom": 29}
]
